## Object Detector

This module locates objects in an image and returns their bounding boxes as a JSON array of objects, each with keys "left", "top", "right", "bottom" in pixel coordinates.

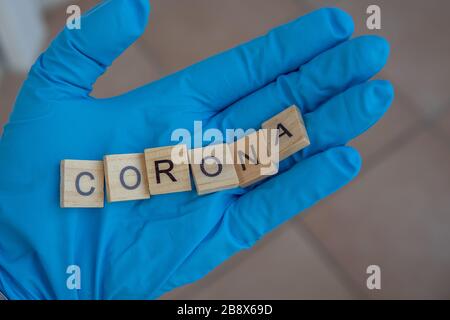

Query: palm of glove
[
  {"left": 2, "top": 74, "right": 239, "bottom": 299},
  {"left": 0, "top": 0, "right": 393, "bottom": 300}
]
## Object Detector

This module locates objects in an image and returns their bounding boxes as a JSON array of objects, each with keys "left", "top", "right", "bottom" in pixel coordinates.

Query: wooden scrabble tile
[
  {"left": 261, "top": 105, "right": 310, "bottom": 161},
  {"left": 144, "top": 145, "right": 192, "bottom": 195},
  {"left": 189, "top": 144, "right": 239, "bottom": 195},
  {"left": 231, "top": 130, "right": 278, "bottom": 188},
  {"left": 60, "top": 160, "right": 104, "bottom": 208},
  {"left": 104, "top": 153, "right": 150, "bottom": 202}
]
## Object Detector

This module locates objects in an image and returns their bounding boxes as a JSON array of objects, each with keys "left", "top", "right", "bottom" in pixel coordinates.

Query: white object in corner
[{"left": 0, "top": 0, "right": 47, "bottom": 73}]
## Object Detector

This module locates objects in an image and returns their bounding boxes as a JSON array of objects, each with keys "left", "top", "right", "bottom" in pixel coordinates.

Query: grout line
[
  {"left": 287, "top": 85, "right": 432, "bottom": 299},
  {"left": 426, "top": 103, "right": 450, "bottom": 149},
  {"left": 290, "top": 107, "right": 441, "bottom": 299},
  {"left": 291, "top": 121, "right": 428, "bottom": 298},
  {"left": 354, "top": 79, "right": 434, "bottom": 174},
  {"left": 293, "top": 118, "right": 442, "bottom": 300},
  {"left": 363, "top": 95, "right": 450, "bottom": 174},
  {"left": 381, "top": 75, "right": 450, "bottom": 130},
  {"left": 361, "top": 120, "right": 426, "bottom": 174}
]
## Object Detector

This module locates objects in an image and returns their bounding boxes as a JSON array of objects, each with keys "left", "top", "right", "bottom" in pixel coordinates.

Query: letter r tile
[
  {"left": 144, "top": 145, "right": 192, "bottom": 195},
  {"left": 60, "top": 160, "right": 104, "bottom": 208},
  {"left": 104, "top": 153, "right": 150, "bottom": 203}
]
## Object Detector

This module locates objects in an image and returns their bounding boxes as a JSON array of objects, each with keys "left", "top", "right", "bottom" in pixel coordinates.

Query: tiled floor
[
  {"left": 334, "top": 0, "right": 450, "bottom": 119},
  {"left": 1, "top": 0, "right": 449, "bottom": 299},
  {"left": 163, "top": 223, "right": 360, "bottom": 299},
  {"left": 303, "top": 130, "right": 450, "bottom": 299},
  {"left": 300, "top": 0, "right": 450, "bottom": 299}
]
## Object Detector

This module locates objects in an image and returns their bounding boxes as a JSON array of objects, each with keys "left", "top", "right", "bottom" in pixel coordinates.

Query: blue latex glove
[{"left": 0, "top": 0, "right": 393, "bottom": 299}]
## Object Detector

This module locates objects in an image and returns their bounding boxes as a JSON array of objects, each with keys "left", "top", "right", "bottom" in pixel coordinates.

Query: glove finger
[
  {"left": 299, "top": 80, "right": 394, "bottom": 160},
  {"left": 148, "top": 8, "right": 353, "bottom": 112},
  {"left": 159, "top": 146, "right": 361, "bottom": 293},
  {"left": 28, "top": 0, "right": 150, "bottom": 97},
  {"left": 213, "top": 35, "right": 390, "bottom": 132}
]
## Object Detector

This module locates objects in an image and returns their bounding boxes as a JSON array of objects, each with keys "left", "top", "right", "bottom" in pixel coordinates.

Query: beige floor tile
[
  {"left": 303, "top": 130, "right": 450, "bottom": 299},
  {"left": 140, "top": 0, "right": 312, "bottom": 74},
  {"left": 334, "top": 0, "right": 450, "bottom": 119},
  {"left": 162, "top": 223, "right": 358, "bottom": 299}
]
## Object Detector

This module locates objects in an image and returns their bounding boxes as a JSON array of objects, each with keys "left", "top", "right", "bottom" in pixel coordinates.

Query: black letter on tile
[
  {"left": 155, "top": 160, "right": 176, "bottom": 184},
  {"left": 200, "top": 156, "right": 223, "bottom": 177},
  {"left": 75, "top": 172, "right": 95, "bottom": 196},
  {"left": 120, "top": 166, "right": 141, "bottom": 190},
  {"left": 277, "top": 123, "right": 293, "bottom": 139}
]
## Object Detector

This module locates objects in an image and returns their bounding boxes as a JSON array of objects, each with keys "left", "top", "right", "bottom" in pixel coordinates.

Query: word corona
[{"left": 60, "top": 105, "right": 310, "bottom": 208}]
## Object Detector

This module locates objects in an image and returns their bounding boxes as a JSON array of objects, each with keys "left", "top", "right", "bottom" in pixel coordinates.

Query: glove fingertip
[
  {"left": 320, "top": 7, "right": 355, "bottom": 40},
  {"left": 356, "top": 35, "right": 390, "bottom": 74},
  {"left": 111, "top": 0, "right": 150, "bottom": 42},
  {"left": 132, "top": 0, "right": 151, "bottom": 36},
  {"left": 328, "top": 146, "right": 362, "bottom": 180},
  {"left": 370, "top": 79, "right": 395, "bottom": 109},
  {"left": 360, "top": 80, "right": 395, "bottom": 121},
  {"left": 373, "top": 79, "right": 395, "bottom": 103},
  {"left": 371, "top": 35, "right": 390, "bottom": 66}
]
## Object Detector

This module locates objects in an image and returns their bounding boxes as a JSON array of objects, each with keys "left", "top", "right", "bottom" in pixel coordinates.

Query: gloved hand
[{"left": 0, "top": 0, "right": 393, "bottom": 299}]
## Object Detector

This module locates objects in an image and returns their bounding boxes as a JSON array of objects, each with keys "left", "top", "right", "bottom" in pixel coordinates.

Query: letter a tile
[{"left": 262, "top": 105, "right": 310, "bottom": 160}]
